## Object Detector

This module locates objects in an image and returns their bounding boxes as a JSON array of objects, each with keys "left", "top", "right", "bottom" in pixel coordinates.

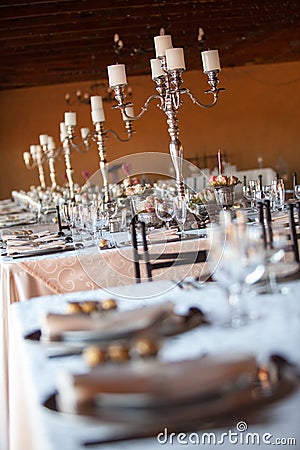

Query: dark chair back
[{"left": 130, "top": 220, "right": 207, "bottom": 283}]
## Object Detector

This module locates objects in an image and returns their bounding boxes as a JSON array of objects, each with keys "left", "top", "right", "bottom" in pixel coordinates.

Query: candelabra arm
[
  {"left": 183, "top": 87, "right": 219, "bottom": 109},
  {"left": 104, "top": 124, "right": 134, "bottom": 143},
  {"left": 182, "top": 69, "right": 224, "bottom": 109},
  {"left": 70, "top": 138, "right": 91, "bottom": 153},
  {"left": 112, "top": 85, "right": 162, "bottom": 120}
]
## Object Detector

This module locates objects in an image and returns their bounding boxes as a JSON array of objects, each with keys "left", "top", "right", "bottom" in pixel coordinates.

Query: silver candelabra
[
  {"left": 60, "top": 112, "right": 92, "bottom": 201},
  {"left": 23, "top": 145, "right": 46, "bottom": 190},
  {"left": 81, "top": 95, "right": 134, "bottom": 205},
  {"left": 39, "top": 134, "right": 60, "bottom": 191},
  {"left": 107, "top": 34, "right": 224, "bottom": 198}
]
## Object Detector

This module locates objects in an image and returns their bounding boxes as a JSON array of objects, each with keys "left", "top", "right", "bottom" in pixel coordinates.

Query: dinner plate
[
  {"left": 26, "top": 304, "right": 208, "bottom": 349},
  {"left": 41, "top": 357, "right": 297, "bottom": 439}
]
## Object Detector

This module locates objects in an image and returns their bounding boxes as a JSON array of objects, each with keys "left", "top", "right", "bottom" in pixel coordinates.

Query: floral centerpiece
[
  {"left": 208, "top": 174, "right": 241, "bottom": 209},
  {"left": 208, "top": 174, "right": 241, "bottom": 188},
  {"left": 189, "top": 188, "right": 216, "bottom": 206},
  {"left": 188, "top": 188, "right": 215, "bottom": 223}
]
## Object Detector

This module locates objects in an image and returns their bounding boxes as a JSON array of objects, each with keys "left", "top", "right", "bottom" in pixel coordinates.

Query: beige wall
[{"left": 0, "top": 60, "right": 299, "bottom": 199}]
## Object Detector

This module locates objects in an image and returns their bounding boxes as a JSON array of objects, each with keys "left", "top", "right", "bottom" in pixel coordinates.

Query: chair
[
  {"left": 258, "top": 199, "right": 300, "bottom": 263},
  {"left": 130, "top": 220, "right": 207, "bottom": 283},
  {"left": 287, "top": 202, "right": 300, "bottom": 263}
]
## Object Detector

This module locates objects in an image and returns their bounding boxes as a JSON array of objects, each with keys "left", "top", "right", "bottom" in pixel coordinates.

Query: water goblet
[
  {"left": 155, "top": 198, "right": 175, "bottom": 229},
  {"left": 207, "top": 222, "right": 265, "bottom": 328},
  {"left": 294, "top": 184, "right": 300, "bottom": 200},
  {"left": 262, "top": 226, "right": 290, "bottom": 294},
  {"left": 271, "top": 179, "right": 285, "bottom": 211}
]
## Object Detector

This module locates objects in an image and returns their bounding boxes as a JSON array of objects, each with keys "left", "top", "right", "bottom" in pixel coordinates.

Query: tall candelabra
[
  {"left": 107, "top": 34, "right": 224, "bottom": 198},
  {"left": 39, "top": 134, "right": 60, "bottom": 191},
  {"left": 23, "top": 145, "right": 46, "bottom": 190},
  {"left": 60, "top": 112, "right": 91, "bottom": 201},
  {"left": 82, "top": 95, "right": 134, "bottom": 204}
]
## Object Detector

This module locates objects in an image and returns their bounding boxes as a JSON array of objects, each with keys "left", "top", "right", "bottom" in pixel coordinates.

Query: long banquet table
[
  {"left": 0, "top": 226, "right": 209, "bottom": 450},
  {"left": 8, "top": 279, "right": 300, "bottom": 450}
]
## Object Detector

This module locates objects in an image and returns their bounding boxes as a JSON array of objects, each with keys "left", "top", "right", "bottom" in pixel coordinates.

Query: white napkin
[
  {"left": 57, "top": 353, "right": 258, "bottom": 414},
  {"left": 148, "top": 228, "right": 178, "bottom": 242},
  {"left": 7, "top": 240, "right": 66, "bottom": 256}
]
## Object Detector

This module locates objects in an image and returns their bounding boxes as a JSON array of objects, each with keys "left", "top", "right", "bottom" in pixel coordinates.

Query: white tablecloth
[
  {"left": 1, "top": 230, "right": 209, "bottom": 450},
  {"left": 8, "top": 279, "right": 300, "bottom": 450}
]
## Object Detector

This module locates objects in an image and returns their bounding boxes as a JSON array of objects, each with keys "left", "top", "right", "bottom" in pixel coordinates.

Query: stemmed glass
[
  {"left": 243, "top": 180, "right": 259, "bottom": 209},
  {"left": 173, "top": 196, "right": 187, "bottom": 238},
  {"left": 155, "top": 198, "right": 175, "bottom": 229},
  {"left": 271, "top": 178, "right": 285, "bottom": 211},
  {"left": 294, "top": 185, "right": 300, "bottom": 200},
  {"left": 62, "top": 201, "right": 76, "bottom": 230},
  {"left": 207, "top": 221, "right": 265, "bottom": 327},
  {"left": 262, "top": 226, "right": 290, "bottom": 294}
]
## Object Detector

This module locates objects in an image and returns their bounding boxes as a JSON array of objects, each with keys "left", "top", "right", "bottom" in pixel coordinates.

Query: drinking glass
[
  {"left": 242, "top": 185, "right": 255, "bottom": 208},
  {"left": 271, "top": 179, "right": 285, "bottom": 211},
  {"left": 247, "top": 180, "right": 260, "bottom": 208},
  {"left": 173, "top": 196, "right": 187, "bottom": 238},
  {"left": 207, "top": 222, "right": 265, "bottom": 327},
  {"left": 294, "top": 184, "right": 300, "bottom": 200},
  {"left": 155, "top": 198, "right": 175, "bottom": 229},
  {"left": 262, "top": 227, "right": 290, "bottom": 294},
  {"left": 62, "top": 201, "right": 75, "bottom": 229}
]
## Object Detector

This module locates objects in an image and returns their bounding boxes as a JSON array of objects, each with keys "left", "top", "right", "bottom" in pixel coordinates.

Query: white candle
[
  {"left": 47, "top": 136, "right": 55, "bottom": 150},
  {"left": 150, "top": 58, "right": 164, "bottom": 79},
  {"left": 60, "top": 132, "right": 68, "bottom": 143},
  {"left": 165, "top": 48, "right": 186, "bottom": 71},
  {"left": 90, "top": 95, "right": 103, "bottom": 110},
  {"left": 154, "top": 35, "right": 172, "bottom": 57},
  {"left": 35, "top": 145, "right": 42, "bottom": 157},
  {"left": 107, "top": 64, "right": 127, "bottom": 87},
  {"left": 23, "top": 152, "right": 30, "bottom": 162},
  {"left": 91, "top": 108, "right": 105, "bottom": 123},
  {"left": 64, "top": 111, "right": 76, "bottom": 126},
  {"left": 29, "top": 144, "right": 36, "bottom": 155},
  {"left": 39, "top": 134, "right": 48, "bottom": 146},
  {"left": 60, "top": 122, "right": 67, "bottom": 133},
  {"left": 80, "top": 127, "right": 90, "bottom": 139},
  {"left": 201, "top": 50, "right": 221, "bottom": 72},
  {"left": 121, "top": 106, "right": 134, "bottom": 121}
]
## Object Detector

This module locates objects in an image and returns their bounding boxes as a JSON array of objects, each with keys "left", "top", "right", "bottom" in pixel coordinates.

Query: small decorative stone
[
  {"left": 66, "top": 302, "right": 83, "bottom": 314},
  {"left": 101, "top": 298, "right": 118, "bottom": 311},
  {"left": 83, "top": 346, "right": 107, "bottom": 367}
]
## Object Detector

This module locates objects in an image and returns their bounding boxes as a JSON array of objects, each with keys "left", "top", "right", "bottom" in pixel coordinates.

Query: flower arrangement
[
  {"left": 189, "top": 188, "right": 215, "bottom": 205},
  {"left": 208, "top": 174, "right": 241, "bottom": 188},
  {"left": 134, "top": 195, "right": 155, "bottom": 213}
]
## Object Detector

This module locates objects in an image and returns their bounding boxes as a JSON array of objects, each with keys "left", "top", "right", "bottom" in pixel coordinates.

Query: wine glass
[
  {"left": 173, "top": 196, "right": 187, "bottom": 238},
  {"left": 207, "top": 222, "right": 265, "bottom": 328},
  {"left": 261, "top": 226, "right": 290, "bottom": 294},
  {"left": 271, "top": 179, "right": 285, "bottom": 211},
  {"left": 62, "top": 201, "right": 75, "bottom": 230},
  {"left": 155, "top": 198, "right": 175, "bottom": 229},
  {"left": 294, "top": 184, "right": 300, "bottom": 200}
]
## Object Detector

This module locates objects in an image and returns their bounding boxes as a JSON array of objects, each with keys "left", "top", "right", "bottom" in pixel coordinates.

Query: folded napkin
[
  {"left": 42, "top": 302, "right": 174, "bottom": 342},
  {"left": 56, "top": 353, "right": 258, "bottom": 415},
  {"left": 7, "top": 240, "right": 66, "bottom": 256},
  {"left": 148, "top": 228, "right": 179, "bottom": 242}
]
